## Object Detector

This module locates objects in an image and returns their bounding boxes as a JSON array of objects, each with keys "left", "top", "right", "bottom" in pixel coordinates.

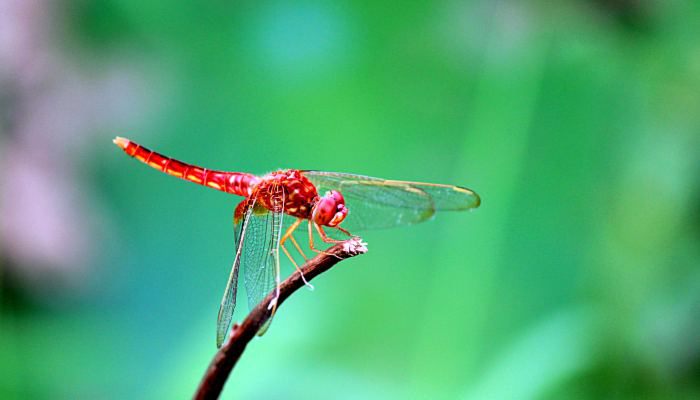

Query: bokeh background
[{"left": 1, "top": 0, "right": 699, "bottom": 398}]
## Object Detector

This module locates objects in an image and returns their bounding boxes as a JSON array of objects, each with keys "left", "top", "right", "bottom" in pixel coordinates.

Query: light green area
[{"left": 1, "top": 1, "right": 699, "bottom": 398}]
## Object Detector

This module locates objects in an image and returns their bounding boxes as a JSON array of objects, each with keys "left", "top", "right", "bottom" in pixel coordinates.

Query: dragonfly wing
[
  {"left": 303, "top": 171, "right": 434, "bottom": 231},
  {"left": 303, "top": 171, "right": 480, "bottom": 231},
  {"left": 216, "top": 198, "right": 256, "bottom": 348},
  {"left": 242, "top": 184, "right": 285, "bottom": 336}
]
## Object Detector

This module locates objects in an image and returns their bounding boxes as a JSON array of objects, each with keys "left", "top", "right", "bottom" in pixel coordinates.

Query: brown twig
[{"left": 194, "top": 237, "right": 368, "bottom": 399}]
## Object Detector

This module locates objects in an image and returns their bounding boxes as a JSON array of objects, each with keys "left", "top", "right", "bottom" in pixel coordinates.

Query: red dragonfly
[{"left": 113, "top": 137, "right": 480, "bottom": 347}]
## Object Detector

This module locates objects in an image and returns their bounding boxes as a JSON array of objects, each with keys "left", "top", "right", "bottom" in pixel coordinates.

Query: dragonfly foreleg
[
  {"left": 307, "top": 221, "right": 343, "bottom": 259},
  {"left": 334, "top": 225, "right": 353, "bottom": 237},
  {"left": 314, "top": 222, "right": 345, "bottom": 244}
]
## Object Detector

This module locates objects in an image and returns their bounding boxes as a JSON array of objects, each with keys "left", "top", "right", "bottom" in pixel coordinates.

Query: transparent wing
[
  {"left": 303, "top": 171, "right": 480, "bottom": 231},
  {"left": 216, "top": 198, "right": 256, "bottom": 348},
  {"left": 215, "top": 188, "right": 285, "bottom": 347},
  {"left": 242, "top": 184, "right": 285, "bottom": 336}
]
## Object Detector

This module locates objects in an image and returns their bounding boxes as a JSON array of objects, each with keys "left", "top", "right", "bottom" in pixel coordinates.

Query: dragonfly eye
[{"left": 312, "top": 190, "right": 348, "bottom": 227}]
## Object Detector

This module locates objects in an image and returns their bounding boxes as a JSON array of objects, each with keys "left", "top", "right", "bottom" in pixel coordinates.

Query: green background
[{"left": 1, "top": 1, "right": 699, "bottom": 398}]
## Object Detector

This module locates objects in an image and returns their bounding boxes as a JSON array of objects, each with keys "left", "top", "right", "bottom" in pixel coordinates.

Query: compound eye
[{"left": 312, "top": 190, "right": 348, "bottom": 227}]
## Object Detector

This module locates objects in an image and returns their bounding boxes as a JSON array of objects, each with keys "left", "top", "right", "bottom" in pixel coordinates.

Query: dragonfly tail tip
[{"left": 113, "top": 136, "right": 130, "bottom": 149}]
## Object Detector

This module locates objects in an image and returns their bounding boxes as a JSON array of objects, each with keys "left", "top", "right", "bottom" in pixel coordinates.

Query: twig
[{"left": 194, "top": 237, "right": 368, "bottom": 399}]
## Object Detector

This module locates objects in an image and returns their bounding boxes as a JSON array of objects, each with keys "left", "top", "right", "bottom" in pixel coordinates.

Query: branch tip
[{"left": 195, "top": 237, "right": 365, "bottom": 399}]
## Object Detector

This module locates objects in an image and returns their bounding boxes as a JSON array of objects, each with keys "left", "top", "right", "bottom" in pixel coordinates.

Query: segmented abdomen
[{"left": 113, "top": 137, "right": 259, "bottom": 197}]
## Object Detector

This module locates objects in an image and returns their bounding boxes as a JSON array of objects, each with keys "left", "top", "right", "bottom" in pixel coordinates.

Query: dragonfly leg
[
  {"left": 307, "top": 220, "right": 321, "bottom": 253},
  {"left": 280, "top": 218, "right": 313, "bottom": 289},
  {"left": 307, "top": 220, "right": 339, "bottom": 256},
  {"left": 289, "top": 235, "right": 308, "bottom": 261},
  {"left": 281, "top": 243, "right": 314, "bottom": 289},
  {"left": 282, "top": 218, "right": 308, "bottom": 261},
  {"left": 309, "top": 220, "right": 343, "bottom": 259},
  {"left": 281, "top": 218, "right": 302, "bottom": 244},
  {"left": 335, "top": 226, "right": 353, "bottom": 237},
  {"left": 314, "top": 223, "right": 345, "bottom": 244}
]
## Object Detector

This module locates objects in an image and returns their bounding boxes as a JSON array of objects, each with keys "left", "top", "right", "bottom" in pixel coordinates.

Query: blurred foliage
[{"left": 1, "top": 0, "right": 699, "bottom": 398}]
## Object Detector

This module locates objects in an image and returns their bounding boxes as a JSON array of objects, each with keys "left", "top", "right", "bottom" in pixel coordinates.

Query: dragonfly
[{"left": 113, "top": 137, "right": 480, "bottom": 347}]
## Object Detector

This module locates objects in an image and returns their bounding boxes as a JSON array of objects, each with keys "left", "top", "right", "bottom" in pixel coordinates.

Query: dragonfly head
[{"left": 312, "top": 190, "right": 348, "bottom": 227}]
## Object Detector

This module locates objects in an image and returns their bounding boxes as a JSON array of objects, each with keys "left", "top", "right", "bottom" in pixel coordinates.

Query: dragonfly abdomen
[{"left": 113, "top": 137, "right": 259, "bottom": 197}]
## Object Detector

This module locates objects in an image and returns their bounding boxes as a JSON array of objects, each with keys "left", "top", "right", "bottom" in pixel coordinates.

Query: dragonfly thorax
[{"left": 255, "top": 169, "right": 320, "bottom": 220}]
